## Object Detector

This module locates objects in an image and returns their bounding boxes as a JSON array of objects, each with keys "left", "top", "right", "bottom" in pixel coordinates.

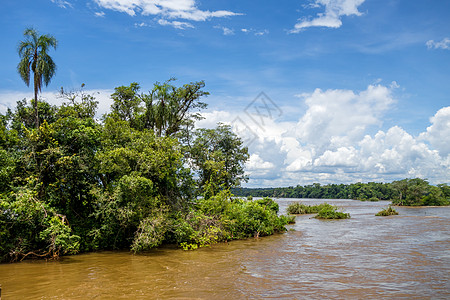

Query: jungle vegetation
[
  {"left": 0, "top": 28, "right": 293, "bottom": 263},
  {"left": 0, "top": 80, "right": 291, "bottom": 262}
]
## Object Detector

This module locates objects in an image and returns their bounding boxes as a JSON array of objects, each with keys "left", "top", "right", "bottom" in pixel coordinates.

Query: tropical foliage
[{"left": 0, "top": 80, "right": 289, "bottom": 263}]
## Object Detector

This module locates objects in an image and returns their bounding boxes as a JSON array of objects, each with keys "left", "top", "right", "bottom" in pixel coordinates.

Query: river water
[{"left": 1, "top": 199, "right": 449, "bottom": 299}]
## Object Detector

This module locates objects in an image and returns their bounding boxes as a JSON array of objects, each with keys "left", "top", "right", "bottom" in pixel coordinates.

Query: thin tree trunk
[{"left": 34, "top": 75, "right": 39, "bottom": 129}]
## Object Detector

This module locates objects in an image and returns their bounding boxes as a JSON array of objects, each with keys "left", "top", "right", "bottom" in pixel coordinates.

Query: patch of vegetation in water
[
  {"left": 286, "top": 202, "right": 335, "bottom": 214},
  {"left": 314, "top": 207, "right": 351, "bottom": 219},
  {"left": 284, "top": 215, "right": 296, "bottom": 224},
  {"left": 375, "top": 206, "right": 399, "bottom": 216}
]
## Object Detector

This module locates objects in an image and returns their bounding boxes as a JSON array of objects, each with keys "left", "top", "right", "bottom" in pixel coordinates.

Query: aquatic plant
[
  {"left": 284, "top": 215, "right": 296, "bottom": 224},
  {"left": 375, "top": 206, "right": 399, "bottom": 216}
]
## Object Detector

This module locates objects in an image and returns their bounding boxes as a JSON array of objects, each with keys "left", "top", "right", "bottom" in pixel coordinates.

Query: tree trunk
[{"left": 34, "top": 75, "right": 39, "bottom": 129}]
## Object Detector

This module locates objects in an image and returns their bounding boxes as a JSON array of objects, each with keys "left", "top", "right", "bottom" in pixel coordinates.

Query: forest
[
  {"left": 233, "top": 179, "right": 450, "bottom": 206},
  {"left": 0, "top": 81, "right": 291, "bottom": 263}
]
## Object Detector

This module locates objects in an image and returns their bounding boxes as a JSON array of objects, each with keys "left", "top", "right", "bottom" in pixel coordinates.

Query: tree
[
  {"left": 188, "top": 124, "right": 249, "bottom": 198},
  {"left": 17, "top": 27, "right": 58, "bottom": 129},
  {"left": 108, "top": 79, "right": 208, "bottom": 137},
  {"left": 141, "top": 79, "right": 208, "bottom": 137}
]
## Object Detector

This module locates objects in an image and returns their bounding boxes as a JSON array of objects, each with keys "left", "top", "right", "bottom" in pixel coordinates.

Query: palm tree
[{"left": 17, "top": 27, "right": 58, "bottom": 129}]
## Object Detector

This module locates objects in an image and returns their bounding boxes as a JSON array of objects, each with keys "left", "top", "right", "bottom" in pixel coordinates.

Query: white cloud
[
  {"left": 95, "top": 11, "right": 106, "bottom": 17},
  {"left": 51, "top": 0, "right": 73, "bottom": 9},
  {"left": 294, "top": 84, "right": 395, "bottom": 152},
  {"left": 255, "top": 30, "right": 269, "bottom": 36},
  {"left": 134, "top": 22, "right": 150, "bottom": 27},
  {"left": 246, "top": 154, "right": 275, "bottom": 171},
  {"left": 214, "top": 26, "right": 234, "bottom": 36},
  {"left": 158, "top": 19, "right": 194, "bottom": 29},
  {"left": 419, "top": 106, "right": 450, "bottom": 157},
  {"left": 314, "top": 147, "right": 358, "bottom": 168},
  {"left": 241, "top": 28, "right": 269, "bottom": 36},
  {"left": 94, "top": 0, "right": 241, "bottom": 23},
  {"left": 290, "top": 0, "right": 366, "bottom": 33},
  {"left": 198, "top": 84, "right": 449, "bottom": 187},
  {"left": 426, "top": 38, "right": 450, "bottom": 50}
]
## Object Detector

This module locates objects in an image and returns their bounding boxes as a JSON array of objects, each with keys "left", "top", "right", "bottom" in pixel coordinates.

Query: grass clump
[
  {"left": 286, "top": 202, "right": 334, "bottom": 214},
  {"left": 375, "top": 206, "right": 399, "bottom": 216}
]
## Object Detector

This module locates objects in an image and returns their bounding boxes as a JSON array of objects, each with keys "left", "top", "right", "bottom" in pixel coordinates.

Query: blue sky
[{"left": 0, "top": 0, "right": 449, "bottom": 186}]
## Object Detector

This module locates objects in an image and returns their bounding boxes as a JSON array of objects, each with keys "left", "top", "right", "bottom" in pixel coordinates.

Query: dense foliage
[
  {"left": 0, "top": 81, "right": 289, "bottom": 263},
  {"left": 234, "top": 179, "right": 449, "bottom": 206}
]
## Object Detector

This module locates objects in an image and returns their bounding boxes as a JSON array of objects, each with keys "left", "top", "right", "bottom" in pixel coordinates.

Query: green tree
[
  {"left": 188, "top": 124, "right": 249, "bottom": 198},
  {"left": 17, "top": 27, "right": 57, "bottom": 128},
  {"left": 143, "top": 79, "right": 208, "bottom": 137},
  {"left": 108, "top": 79, "right": 208, "bottom": 137}
]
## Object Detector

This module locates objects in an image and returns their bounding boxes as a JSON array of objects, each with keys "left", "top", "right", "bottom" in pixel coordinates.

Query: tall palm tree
[{"left": 17, "top": 27, "right": 57, "bottom": 129}]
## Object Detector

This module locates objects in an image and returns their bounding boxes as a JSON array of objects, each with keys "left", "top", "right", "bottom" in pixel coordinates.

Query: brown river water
[{"left": 1, "top": 199, "right": 449, "bottom": 299}]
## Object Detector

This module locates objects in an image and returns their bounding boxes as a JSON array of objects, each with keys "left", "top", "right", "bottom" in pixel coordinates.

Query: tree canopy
[{"left": 17, "top": 27, "right": 57, "bottom": 128}]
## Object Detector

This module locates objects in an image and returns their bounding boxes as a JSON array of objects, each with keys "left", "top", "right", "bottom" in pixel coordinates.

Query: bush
[
  {"left": 167, "top": 191, "right": 290, "bottom": 249},
  {"left": 287, "top": 202, "right": 334, "bottom": 214},
  {"left": 314, "top": 207, "right": 350, "bottom": 220},
  {"left": 375, "top": 206, "right": 399, "bottom": 216}
]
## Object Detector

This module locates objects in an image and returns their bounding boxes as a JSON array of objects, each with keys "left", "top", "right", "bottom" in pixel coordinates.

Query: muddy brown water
[{"left": 1, "top": 199, "right": 449, "bottom": 299}]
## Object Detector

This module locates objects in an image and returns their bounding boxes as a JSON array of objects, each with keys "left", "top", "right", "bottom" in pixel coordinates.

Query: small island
[
  {"left": 375, "top": 206, "right": 399, "bottom": 216},
  {"left": 287, "top": 202, "right": 350, "bottom": 219}
]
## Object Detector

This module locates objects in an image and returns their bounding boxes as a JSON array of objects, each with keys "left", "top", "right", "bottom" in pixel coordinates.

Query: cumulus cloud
[
  {"left": 426, "top": 38, "right": 450, "bottom": 50},
  {"left": 294, "top": 84, "right": 395, "bottom": 152},
  {"left": 198, "top": 84, "right": 449, "bottom": 187},
  {"left": 94, "top": 0, "right": 241, "bottom": 23},
  {"left": 419, "top": 106, "right": 450, "bottom": 157},
  {"left": 290, "top": 0, "right": 366, "bottom": 33}
]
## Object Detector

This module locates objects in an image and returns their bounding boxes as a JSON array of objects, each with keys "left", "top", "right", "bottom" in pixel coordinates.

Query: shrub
[
  {"left": 314, "top": 207, "right": 350, "bottom": 219},
  {"left": 375, "top": 206, "right": 399, "bottom": 216},
  {"left": 287, "top": 202, "right": 334, "bottom": 214}
]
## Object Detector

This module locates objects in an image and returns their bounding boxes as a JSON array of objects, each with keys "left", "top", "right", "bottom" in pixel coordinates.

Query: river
[{"left": 1, "top": 199, "right": 449, "bottom": 299}]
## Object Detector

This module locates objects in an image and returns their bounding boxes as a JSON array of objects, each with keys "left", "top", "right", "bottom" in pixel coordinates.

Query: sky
[{"left": 0, "top": 0, "right": 449, "bottom": 187}]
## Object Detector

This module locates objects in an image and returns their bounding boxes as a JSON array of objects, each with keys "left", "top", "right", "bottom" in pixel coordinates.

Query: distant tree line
[{"left": 233, "top": 178, "right": 450, "bottom": 206}]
